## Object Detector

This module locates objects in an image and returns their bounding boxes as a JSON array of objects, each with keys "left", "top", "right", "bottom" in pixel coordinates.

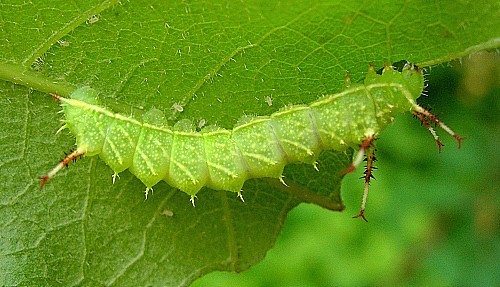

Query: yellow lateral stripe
[
  {"left": 242, "top": 152, "right": 278, "bottom": 165},
  {"left": 207, "top": 161, "right": 239, "bottom": 178},
  {"left": 105, "top": 136, "right": 123, "bottom": 165},
  {"left": 136, "top": 147, "right": 158, "bottom": 176},
  {"left": 170, "top": 158, "right": 199, "bottom": 185}
]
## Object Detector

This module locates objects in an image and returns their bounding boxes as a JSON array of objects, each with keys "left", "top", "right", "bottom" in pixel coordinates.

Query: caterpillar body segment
[
  {"left": 129, "top": 115, "right": 173, "bottom": 189},
  {"left": 202, "top": 128, "right": 248, "bottom": 192},
  {"left": 269, "top": 106, "right": 321, "bottom": 164},
  {"left": 42, "top": 64, "right": 460, "bottom": 218}
]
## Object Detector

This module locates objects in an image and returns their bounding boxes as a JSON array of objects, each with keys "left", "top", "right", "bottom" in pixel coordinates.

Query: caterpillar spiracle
[{"left": 40, "top": 64, "right": 463, "bottom": 221}]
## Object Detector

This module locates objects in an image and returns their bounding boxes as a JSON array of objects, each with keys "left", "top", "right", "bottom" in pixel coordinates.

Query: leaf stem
[{"left": 0, "top": 62, "right": 74, "bottom": 96}]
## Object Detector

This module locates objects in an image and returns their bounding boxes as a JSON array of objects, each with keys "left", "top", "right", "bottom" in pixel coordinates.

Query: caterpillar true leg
[{"left": 40, "top": 150, "right": 85, "bottom": 189}]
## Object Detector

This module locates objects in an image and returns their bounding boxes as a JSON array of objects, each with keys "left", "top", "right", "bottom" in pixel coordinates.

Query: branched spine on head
[{"left": 412, "top": 105, "right": 464, "bottom": 151}]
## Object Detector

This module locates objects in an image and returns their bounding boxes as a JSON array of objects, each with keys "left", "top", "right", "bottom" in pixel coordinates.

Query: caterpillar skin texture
[{"left": 45, "top": 64, "right": 425, "bottom": 199}]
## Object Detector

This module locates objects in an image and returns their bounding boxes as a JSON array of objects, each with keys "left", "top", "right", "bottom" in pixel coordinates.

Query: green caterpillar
[{"left": 41, "top": 64, "right": 462, "bottom": 221}]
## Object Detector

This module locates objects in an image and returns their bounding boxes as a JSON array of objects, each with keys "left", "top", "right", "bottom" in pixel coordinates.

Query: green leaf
[{"left": 0, "top": 1, "right": 498, "bottom": 286}]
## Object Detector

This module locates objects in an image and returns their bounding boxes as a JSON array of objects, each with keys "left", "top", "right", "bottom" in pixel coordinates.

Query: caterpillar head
[
  {"left": 400, "top": 63, "right": 425, "bottom": 101},
  {"left": 364, "top": 63, "right": 424, "bottom": 109}
]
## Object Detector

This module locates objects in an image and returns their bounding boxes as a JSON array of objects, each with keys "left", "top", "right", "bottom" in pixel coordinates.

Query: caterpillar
[{"left": 40, "top": 63, "right": 463, "bottom": 221}]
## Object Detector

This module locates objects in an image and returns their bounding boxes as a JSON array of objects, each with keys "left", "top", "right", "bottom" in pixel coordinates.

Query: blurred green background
[{"left": 192, "top": 53, "right": 500, "bottom": 287}]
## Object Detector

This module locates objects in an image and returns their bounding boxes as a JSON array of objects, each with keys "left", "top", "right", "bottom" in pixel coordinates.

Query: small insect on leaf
[{"left": 264, "top": 95, "right": 273, "bottom": 106}]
